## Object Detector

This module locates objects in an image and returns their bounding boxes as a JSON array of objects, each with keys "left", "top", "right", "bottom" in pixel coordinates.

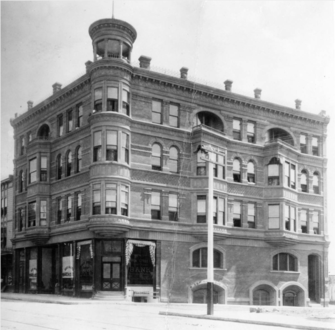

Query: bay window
[
  {"left": 93, "top": 131, "right": 102, "bottom": 162},
  {"left": 268, "top": 204, "right": 280, "bottom": 229},
  {"left": 29, "top": 158, "right": 37, "bottom": 183},
  {"left": 121, "top": 133, "right": 129, "bottom": 164},
  {"left": 122, "top": 89, "right": 130, "bottom": 115},
  {"left": 94, "top": 88, "right": 103, "bottom": 112},
  {"left": 285, "top": 162, "right": 296, "bottom": 189},
  {"left": 105, "top": 184, "right": 117, "bottom": 214},
  {"left": 40, "top": 156, "right": 47, "bottom": 182},
  {"left": 197, "top": 195, "right": 206, "bottom": 223},
  {"left": 121, "top": 185, "right": 129, "bottom": 216},
  {"left": 285, "top": 205, "right": 296, "bottom": 232},
  {"left": 107, "top": 87, "right": 118, "bottom": 112},
  {"left": 28, "top": 201, "right": 36, "bottom": 227},
  {"left": 300, "top": 170, "right": 308, "bottom": 192},
  {"left": 106, "top": 131, "right": 118, "bottom": 161},
  {"left": 268, "top": 158, "right": 280, "bottom": 186},
  {"left": 92, "top": 184, "right": 101, "bottom": 215},
  {"left": 40, "top": 200, "right": 47, "bottom": 226}
]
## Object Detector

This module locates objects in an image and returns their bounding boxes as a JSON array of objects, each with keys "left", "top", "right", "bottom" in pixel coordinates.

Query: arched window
[
  {"left": 168, "top": 146, "right": 179, "bottom": 173},
  {"left": 272, "top": 253, "right": 297, "bottom": 271},
  {"left": 192, "top": 248, "right": 223, "bottom": 269},
  {"left": 57, "top": 154, "right": 62, "bottom": 180},
  {"left": 193, "top": 111, "right": 224, "bottom": 132},
  {"left": 233, "top": 159, "right": 241, "bottom": 182},
  {"left": 37, "top": 124, "right": 50, "bottom": 139},
  {"left": 66, "top": 151, "right": 72, "bottom": 177},
  {"left": 151, "top": 143, "right": 162, "bottom": 171},
  {"left": 300, "top": 170, "right": 308, "bottom": 192},
  {"left": 247, "top": 161, "right": 255, "bottom": 183},
  {"left": 313, "top": 172, "right": 320, "bottom": 194},
  {"left": 76, "top": 147, "right": 82, "bottom": 173}
]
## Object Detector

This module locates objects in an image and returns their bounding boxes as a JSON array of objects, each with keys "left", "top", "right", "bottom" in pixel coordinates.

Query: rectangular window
[
  {"left": 77, "top": 104, "right": 83, "bottom": 128},
  {"left": 268, "top": 164, "right": 279, "bottom": 186},
  {"left": 105, "top": 184, "right": 117, "bottom": 214},
  {"left": 214, "top": 153, "right": 225, "bottom": 179},
  {"left": 20, "top": 136, "right": 25, "bottom": 155},
  {"left": 247, "top": 122, "right": 255, "bottom": 143},
  {"left": 67, "top": 109, "right": 73, "bottom": 132},
  {"left": 93, "top": 131, "right": 102, "bottom": 162},
  {"left": 300, "top": 134, "right": 307, "bottom": 153},
  {"left": 169, "top": 103, "right": 179, "bottom": 127},
  {"left": 107, "top": 87, "right": 118, "bottom": 112},
  {"left": 93, "top": 184, "right": 101, "bottom": 215},
  {"left": 196, "top": 155, "right": 206, "bottom": 176},
  {"left": 313, "top": 211, "right": 319, "bottom": 234},
  {"left": 169, "top": 193, "right": 178, "bottom": 221},
  {"left": 300, "top": 209, "right": 308, "bottom": 233},
  {"left": 76, "top": 193, "right": 82, "bottom": 220},
  {"left": 58, "top": 114, "right": 63, "bottom": 136},
  {"left": 197, "top": 195, "right": 206, "bottom": 223},
  {"left": 122, "top": 89, "right": 130, "bottom": 115},
  {"left": 19, "top": 208, "right": 24, "bottom": 231},
  {"left": 28, "top": 201, "right": 36, "bottom": 227},
  {"left": 269, "top": 204, "right": 280, "bottom": 229},
  {"left": 312, "top": 137, "right": 319, "bottom": 156},
  {"left": 106, "top": 131, "right": 118, "bottom": 161},
  {"left": 152, "top": 100, "right": 162, "bottom": 124},
  {"left": 233, "top": 201, "right": 241, "bottom": 227},
  {"left": 121, "top": 132, "right": 129, "bottom": 164},
  {"left": 285, "top": 205, "right": 296, "bottom": 232},
  {"left": 66, "top": 196, "right": 72, "bottom": 221},
  {"left": 285, "top": 162, "right": 296, "bottom": 189},
  {"left": 151, "top": 191, "right": 161, "bottom": 220},
  {"left": 40, "top": 200, "right": 47, "bottom": 226},
  {"left": 57, "top": 198, "right": 62, "bottom": 224},
  {"left": 29, "top": 158, "right": 37, "bottom": 183},
  {"left": 121, "top": 185, "right": 129, "bottom": 216},
  {"left": 248, "top": 203, "right": 255, "bottom": 228},
  {"left": 233, "top": 119, "right": 241, "bottom": 140},
  {"left": 213, "top": 196, "right": 225, "bottom": 225},
  {"left": 94, "top": 88, "right": 103, "bottom": 112},
  {"left": 40, "top": 156, "right": 47, "bottom": 182}
]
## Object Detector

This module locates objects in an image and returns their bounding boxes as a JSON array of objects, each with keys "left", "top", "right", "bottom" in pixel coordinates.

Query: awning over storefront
[{"left": 126, "top": 240, "right": 156, "bottom": 266}]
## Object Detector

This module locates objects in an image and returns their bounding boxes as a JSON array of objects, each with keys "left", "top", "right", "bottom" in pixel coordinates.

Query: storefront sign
[{"left": 62, "top": 256, "right": 74, "bottom": 278}]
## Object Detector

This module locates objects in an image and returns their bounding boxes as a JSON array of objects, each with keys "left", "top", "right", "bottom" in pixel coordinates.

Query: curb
[{"left": 159, "top": 312, "right": 332, "bottom": 330}]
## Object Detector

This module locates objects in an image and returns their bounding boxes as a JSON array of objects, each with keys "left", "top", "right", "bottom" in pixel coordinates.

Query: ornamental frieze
[{"left": 90, "top": 66, "right": 132, "bottom": 81}]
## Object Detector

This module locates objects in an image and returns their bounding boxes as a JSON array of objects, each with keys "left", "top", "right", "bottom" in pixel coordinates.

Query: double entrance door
[{"left": 102, "top": 256, "right": 121, "bottom": 291}]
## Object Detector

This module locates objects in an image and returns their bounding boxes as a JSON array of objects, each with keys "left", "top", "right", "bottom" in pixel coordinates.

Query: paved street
[{"left": 2, "top": 300, "right": 296, "bottom": 330}]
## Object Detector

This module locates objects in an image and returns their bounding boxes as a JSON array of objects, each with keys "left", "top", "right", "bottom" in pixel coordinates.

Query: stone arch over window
[
  {"left": 233, "top": 158, "right": 242, "bottom": 183},
  {"left": 247, "top": 160, "right": 255, "bottom": 183},
  {"left": 56, "top": 154, "right": 63, "bottom": 180},
  {"left": 193, "top": 111, "right": 224, "bottom": 132},
  {"left": 249, "top": 281, "right": 277, "bottom": 306},
  {"left": 189, "top": 243, "right": 225, "bottom": 269},
  {"left": 300, "top": 169, "right": 309, "bottom": 192},
  {"left": 312, "top": 171, "right": 320, "bottom": 194},
  {"left": 37, "top": 123, "right": 51, "bottom": 139},
  {"left": 279, "top": 282, "right": 307, "bottom": 307},
  {"left": 271, "top": 252, "right": 298, "bottom": 272},
  {"left": 151, "top": 143, "right": 162, "bottom": 171},
  {"left": 168, "top": 146, "right": 179, "bottom": 173},
  {"left": 265, "top": 127, "right": 295, "bottom": 146},
  {"left": 189, "top": 280, "right": 227, "bottom": 304},
  {"left": 75, "top": 146, "right": 82, "bottom": 173},
  {"left": 66, "top": 150, "right": 72, "bottom": 177}
]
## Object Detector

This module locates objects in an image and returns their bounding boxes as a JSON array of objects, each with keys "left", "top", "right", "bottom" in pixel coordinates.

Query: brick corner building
[{"left": 10, "top": 17, "right": 331, "bottom": 306}]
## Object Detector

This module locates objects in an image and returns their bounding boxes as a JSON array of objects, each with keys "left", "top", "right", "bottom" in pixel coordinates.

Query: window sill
[
  {"left": 189, "top": 267, "right": 227, "bottom": 271},
  {"left": 270, "top": 271, "right": 300, "bottom": 274}
]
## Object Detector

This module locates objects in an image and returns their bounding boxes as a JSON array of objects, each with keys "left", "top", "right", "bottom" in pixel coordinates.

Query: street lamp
[{"left": 195, "top": 144, "right": 214, "bottom": 315}]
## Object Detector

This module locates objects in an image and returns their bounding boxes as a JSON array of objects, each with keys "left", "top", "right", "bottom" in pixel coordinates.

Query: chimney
[
  {"left": 254, "top": 88, "right": 262, "bottom": 99},
  {"left": 27, "top": 101, "right": 33, "bottom": 110},
  {"left": 295, "top": 99, "right": 302, "bottom": 110},
  {"left": 224, "top": 80, "right": 233, "bottom": 92},
  {"left": 52, "top": 82, "right": 62, "bottom": 94},
  {"left": 85, "top": 61, "right": 93, "bottom": 73},
  {"left": 180, "top": 67, "right": 188, "bottom": 79},
  {"left": 139, "top": 56, "right": 151, "bottom": 69}
]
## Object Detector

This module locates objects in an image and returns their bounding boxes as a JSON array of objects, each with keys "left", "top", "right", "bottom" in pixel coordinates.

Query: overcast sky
[{"left": 1, "top": 1, "right": 335, "bottom": 272}]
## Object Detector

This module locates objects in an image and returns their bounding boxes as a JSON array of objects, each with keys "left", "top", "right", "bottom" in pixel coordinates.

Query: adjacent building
[
  {"left": 1, "top": 176, "right": 14, "bottom": 291},
  {"left": 10, "top": 17, "right": 330, "bottom": 306}
]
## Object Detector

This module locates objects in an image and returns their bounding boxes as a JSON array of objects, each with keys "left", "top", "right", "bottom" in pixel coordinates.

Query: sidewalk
[{"left": 2, "top": 293, "right": 335, "bottom": 330}]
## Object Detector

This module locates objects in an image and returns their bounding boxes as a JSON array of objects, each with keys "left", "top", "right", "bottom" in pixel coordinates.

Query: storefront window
[
  {"left": 62, "top": 243, "right": 74, "bottom": 291},
  {"left": 128, "top": 245, "right": 153, "bottom": 285},
  {"left": 79, "top": 243, "right": 93, "bottom": 290},
  {"left": 28, "top": 248, "right": 38, "bottom": 291}
]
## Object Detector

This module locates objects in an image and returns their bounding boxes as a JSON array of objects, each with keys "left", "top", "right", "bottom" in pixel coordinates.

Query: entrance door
[
  {"left": 102, "top": 261, "right": 121, "bottom": 291},
  {"left": 308, "top": 255, "right": 320, "bottom": 303}
]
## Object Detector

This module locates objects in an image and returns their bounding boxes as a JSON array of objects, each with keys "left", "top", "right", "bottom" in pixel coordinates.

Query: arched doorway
[
  {"left": 252, "top": 284, "right": 276, "bottom": 306},
  {"left": 191, "top": 281, "right": 226, "bottom": 304},
  {"left": 308, "top": 254, "right": 321, "bottom": 303},
  {"left": 282, "top": 285, "right": 305, "bottom": 306}
]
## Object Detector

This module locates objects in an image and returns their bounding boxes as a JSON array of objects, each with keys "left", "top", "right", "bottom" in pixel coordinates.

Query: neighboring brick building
[
  {"left": 1, "top": 176, "right": 14, "bottom": 291},
  {"left": 10, "top": 17, "right": 330, "bottom": 306}
]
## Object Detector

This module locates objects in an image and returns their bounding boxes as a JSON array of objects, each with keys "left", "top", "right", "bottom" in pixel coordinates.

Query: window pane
[
  {"left": 233, "top": 119, "right": 241, "bottom": 130},
  {"left": 152, "top": 100, "right": 162, "bottom": 113},
  {"left": 247, "top": 162, "right": 254, "bottom": 174},
  {"left": 152, "top": 144, "right": 161, "bottom": 156},
  {"left": 313, "top": 173, "right": 319, "bottom": 186},
  {"left": 268, "top": 164, "right": 279, "bottom": 176},
  {"left": 152, "top": 112, "right": 161, "bottom": 124},
  {"left": 151, "top": 192, "right": 160, "bottom": 207},
  {"left": 192, "top": 250, "right": 200, "bottom": 267},
  {"left": 301, "top": 172, "right": 307, "bottom": 184},
  {"left": 41, "top": 157, "right": 47, "bottom": 169},
  {"left": 312, "top": 137, "right": 318, "bottom": 147},
  {"left": 300, "top": 134, "right": 306, "bottom": 144},
  {"left": 108, "top": 87, "right": 118, "bottom": 99},
  {"left": 197, "top": 197, "right": 206, "bottom": 213},
  {"left": 30, "top": 158, "right": 36, "bottom": 172},
  {"left": 95, "top": 88, "right": 102, "bottom": 100},
  {"left": 169, "top": 194, "right": 178, "bottom": 208},
  {"left": 201, "top": 248, "right": 207, "bottom": 268},
  {"left": 169, "top": 116, "right": 178, "bottom": 127},
  {"left": 248, "top": 203, "right": 255, "bottom": 216},
  {"left": 107, "top": 131, "right": 117, "bottom": 145},
  {"left": 122, "top": 133, "right": 129, "bottom": 148},
  {"left": 170, "top": 104, "right": 178, "bottom": 116},
  {"left": 247, "top": 122, "right": 255, "bottom": 133},
  {"left": 279, "top": 253, "right": 287, "bottom": 271},
  {"left": 93, "top": 190, "right": 101, "bottom": 202},
  {"left": 233, "top": 201, "right": 241, "bottom": 214},
  {"left": 123, "top": 89, "right": 129, "bottom": 103},
  {"left": 94, "top": 131, "right": 101, "bottom": 146},
  {"left": 233, "top": 159, "right": 240, "bottom": 171}
]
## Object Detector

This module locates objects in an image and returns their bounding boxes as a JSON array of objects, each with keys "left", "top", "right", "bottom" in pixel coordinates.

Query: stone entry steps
[{"left": 94, "top": 291, "right": 125, "bottom": 301}]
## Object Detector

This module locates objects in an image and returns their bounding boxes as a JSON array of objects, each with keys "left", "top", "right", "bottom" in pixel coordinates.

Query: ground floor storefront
[
  {"left": 1, "top": 253, "right": 13, "bottom": 292},
  {"left": 13, "top": 238, "right": 160, "bottom": 301}
]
